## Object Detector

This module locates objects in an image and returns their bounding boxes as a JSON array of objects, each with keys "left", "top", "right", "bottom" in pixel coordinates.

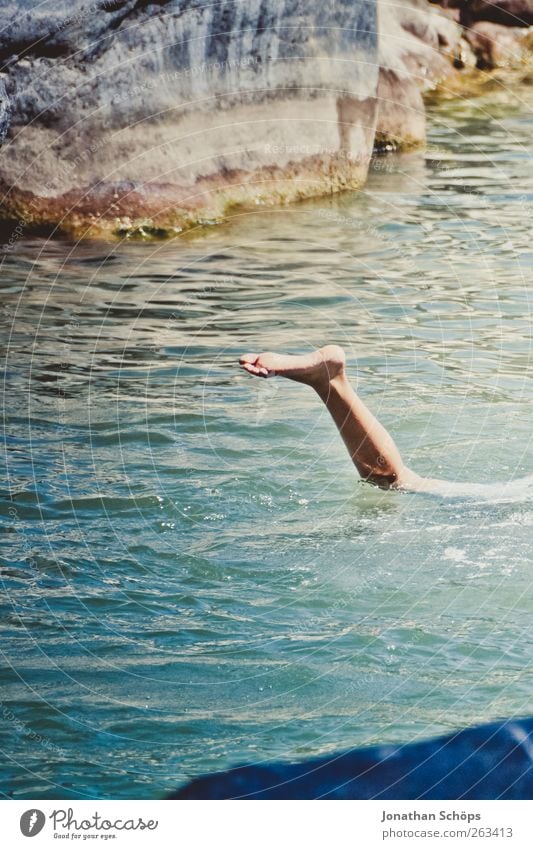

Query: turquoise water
[{"left": 1, "top": 86, "right": 533, "bottom": 799}]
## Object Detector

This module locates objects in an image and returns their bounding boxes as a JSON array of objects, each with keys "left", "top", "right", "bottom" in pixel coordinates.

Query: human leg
[{"left": 239, "top": 345, "right": 421, "bottom": 490}]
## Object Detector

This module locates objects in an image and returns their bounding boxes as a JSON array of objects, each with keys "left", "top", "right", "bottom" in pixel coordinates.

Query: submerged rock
[{"left": 171, "top": 717, "right": 533, "bottom": 799}]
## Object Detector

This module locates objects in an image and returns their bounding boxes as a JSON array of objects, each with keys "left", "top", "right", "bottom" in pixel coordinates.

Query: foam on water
[{"left": 410, "top": 473, "right": 533, "bottom": 503}]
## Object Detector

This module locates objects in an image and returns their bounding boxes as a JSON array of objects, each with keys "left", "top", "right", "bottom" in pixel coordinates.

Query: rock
[
  {"left": 0, "top": 0, "right": 379, "bottom": 236},
  {"left": 393, "top": 0, "right": 463, "bottom": 55},
  {"left": 0, "top": 0, "right": 532, "bottom": 236},
  {"left": 375, "top": 69, "right": 426, "bottom": 152},
  {"left": 443, "top": 1, "right": 533, "bottom": 70},
  {"left": 0, "top": 78, "right": 10, "bottom": 145},
  {"left": 432, "top": 1, "right": 533, "bottom": 27},
  {"left": 466, "top": 1, "right": 533, "bottom": 27},
  {"left": 465, "top": 20, "right": 532, "bottom": 68},
  {"left": 401, "top": 0, "right": 533, "bottom": 103},
  {"left": 170, "top": 717, "right": 533, "bottom": 799},
  {"left": 375, "top": 0, "right": 465, "bottom": 151}
]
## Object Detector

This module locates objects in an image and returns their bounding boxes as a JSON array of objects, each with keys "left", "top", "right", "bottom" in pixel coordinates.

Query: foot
[{"left": 239, "top": 345, "right": 346, "bottom": 388}]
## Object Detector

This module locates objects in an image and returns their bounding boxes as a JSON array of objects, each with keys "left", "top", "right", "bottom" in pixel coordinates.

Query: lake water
[{"left": 1, "top": 85, "right": 533, "bottom": 800}]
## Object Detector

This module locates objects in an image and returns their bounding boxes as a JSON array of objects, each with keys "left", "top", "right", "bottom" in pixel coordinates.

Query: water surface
[{"left": 1, "top": 85, "right": 533, "bottom": 799}]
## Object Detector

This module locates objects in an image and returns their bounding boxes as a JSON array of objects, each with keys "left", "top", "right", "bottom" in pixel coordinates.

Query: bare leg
[
  {"left": 239, "top": 345, "right": 424, "bottom": 491},
  {"left": 240, "top": 345, "right": 533, "bottom": 499}
]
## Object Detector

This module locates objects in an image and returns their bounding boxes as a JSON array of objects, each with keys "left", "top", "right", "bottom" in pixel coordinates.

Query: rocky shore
[
  {"left": 0, "top": 0, "right": 532, "bottom": 238},
  {"left": 376, "top": 0, "right": 533, "bottom": 152}
]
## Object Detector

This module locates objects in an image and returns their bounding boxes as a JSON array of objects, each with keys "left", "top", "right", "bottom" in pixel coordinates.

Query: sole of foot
[{"left": 239, "top": 345, "right": 346, "bottom": 385}]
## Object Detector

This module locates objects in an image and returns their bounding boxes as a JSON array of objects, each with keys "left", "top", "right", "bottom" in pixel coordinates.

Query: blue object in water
[{"left": 171, "top": 717, "right": 533, "bottom": 799}]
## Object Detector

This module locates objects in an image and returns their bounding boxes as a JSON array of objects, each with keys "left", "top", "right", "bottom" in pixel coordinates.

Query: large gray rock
[
  {"left": 171, "top": 717, "right": 533, "bottom": 799},
  {"left": 0, "top": 0, "right": 379, "bottom": 236}
]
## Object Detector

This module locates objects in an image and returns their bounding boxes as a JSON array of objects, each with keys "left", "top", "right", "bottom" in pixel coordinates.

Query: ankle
[{"left": 313, "top": 369, "right": 347, "bottom": 400}]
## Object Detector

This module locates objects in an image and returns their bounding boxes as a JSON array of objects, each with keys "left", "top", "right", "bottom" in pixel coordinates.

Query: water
[{"left": 1, "top": 85, "right": 533, "bottom": 800}]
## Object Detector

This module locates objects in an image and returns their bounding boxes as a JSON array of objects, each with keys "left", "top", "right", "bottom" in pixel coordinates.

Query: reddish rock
[
  {"left": 465, "top": 20, "right": 531, "bottom": 68},
  {"left": 375, "top": 0, "right": 465, "bottom": 150},
  {"left": 468, "top": 1, "right": 533, "bottom": 26},
  {"left": 432, "top": 0, "right": 533, "bottom": 26}
]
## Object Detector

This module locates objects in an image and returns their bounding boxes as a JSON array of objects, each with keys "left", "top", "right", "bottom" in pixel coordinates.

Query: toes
[
  {"left": 239, "top": 353, "right": 270, "bottom": 378},
  {"left": 242, "top": 362, "right": 269, "bottom": 377}
]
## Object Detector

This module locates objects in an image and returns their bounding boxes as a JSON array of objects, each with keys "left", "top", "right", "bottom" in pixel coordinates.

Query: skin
[{"left": 239, "top": 344, "right": 450, "bottom": 494}]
